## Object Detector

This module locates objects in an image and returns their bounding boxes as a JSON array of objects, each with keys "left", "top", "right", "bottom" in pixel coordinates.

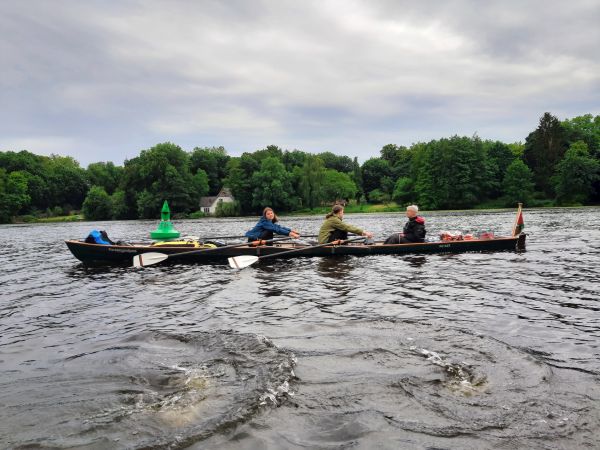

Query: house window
[{"left": 204, "top": 207, "right": 210, "bottom": 213}]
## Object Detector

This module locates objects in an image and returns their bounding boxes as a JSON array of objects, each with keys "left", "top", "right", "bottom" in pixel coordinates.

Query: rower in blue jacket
[{"left": 245, "top": 207, "right": 300, "bottom": 244}]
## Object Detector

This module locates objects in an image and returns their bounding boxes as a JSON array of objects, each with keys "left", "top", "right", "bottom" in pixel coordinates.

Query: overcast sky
[{"left": 1, "top": 0, "right": 598, "bottom": 166}]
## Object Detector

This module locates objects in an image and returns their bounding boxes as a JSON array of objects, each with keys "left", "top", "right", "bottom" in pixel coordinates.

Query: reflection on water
[
  {"left": 316, "top": 255, "right": 355, "bottom": 278},
  {"left": 403, "top": 255, "right": 428, "bottom": 267},
  {"left": 1, "top": 208, "right": 600, "bottom": 449}
]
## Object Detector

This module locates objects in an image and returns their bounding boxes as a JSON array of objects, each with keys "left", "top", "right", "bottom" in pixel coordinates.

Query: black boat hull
[{"left": 65, "top": 234, "right": 526, "bottom": 266}]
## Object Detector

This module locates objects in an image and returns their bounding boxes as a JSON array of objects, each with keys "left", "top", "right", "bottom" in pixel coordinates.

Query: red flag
[{"left": 514, "top": 210, "right": 524, "bottom": 235}]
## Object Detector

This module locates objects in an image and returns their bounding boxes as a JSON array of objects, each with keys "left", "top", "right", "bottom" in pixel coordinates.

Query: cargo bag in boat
[{"left": 84, "top": 229, "right": 115, "bottom": 245}]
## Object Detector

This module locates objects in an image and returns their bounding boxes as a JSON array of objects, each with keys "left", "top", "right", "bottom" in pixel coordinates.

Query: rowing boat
[{"left": 65, "top": 233, "right": 526, "bottom": 266}]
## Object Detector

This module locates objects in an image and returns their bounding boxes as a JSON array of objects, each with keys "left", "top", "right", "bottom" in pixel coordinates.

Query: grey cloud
[{"left": 0, "top": 0, "right": 598, "bottom": 165}]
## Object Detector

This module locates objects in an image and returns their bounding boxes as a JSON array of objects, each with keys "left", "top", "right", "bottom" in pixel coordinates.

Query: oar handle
[{"left": 257, "top": 236, "right": 365, "bottom": 260}]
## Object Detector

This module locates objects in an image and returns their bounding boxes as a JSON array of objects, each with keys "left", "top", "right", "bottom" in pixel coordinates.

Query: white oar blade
[
  {"left": 228, "top": 255, "right": 259, "bottom": 269},
  {"left": 133, "top": 252, "right": 169, "bottom": 267}
]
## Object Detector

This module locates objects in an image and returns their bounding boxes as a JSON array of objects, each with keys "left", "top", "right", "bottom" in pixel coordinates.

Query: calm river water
[{"left": 1, "top": 208, "right": 599, "bottom": 449}]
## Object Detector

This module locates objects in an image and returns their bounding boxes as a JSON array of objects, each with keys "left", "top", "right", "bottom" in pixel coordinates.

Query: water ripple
[{"left": 1, "top": 208, "right": 599, "bottom": 448}]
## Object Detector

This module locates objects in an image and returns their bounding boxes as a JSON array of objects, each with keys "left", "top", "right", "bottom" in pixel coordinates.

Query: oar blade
[
  {"left": 133, "top": 252, "right": 169, "bottom": 267},
  {"left": 228, "top": 255, "right": 259, "bottom": 269}
]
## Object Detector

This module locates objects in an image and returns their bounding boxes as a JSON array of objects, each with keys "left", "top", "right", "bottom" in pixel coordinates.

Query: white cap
[{"left": 407, "top": 205, "right": 419, "bottom": 212}]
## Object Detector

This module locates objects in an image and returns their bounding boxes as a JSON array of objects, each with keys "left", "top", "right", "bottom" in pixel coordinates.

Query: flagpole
[{"left": 512, "top": 202, "right": 523, "bottom": 237}]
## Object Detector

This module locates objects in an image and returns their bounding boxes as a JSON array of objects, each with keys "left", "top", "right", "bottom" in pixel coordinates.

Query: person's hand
[
  {"left": 289, "top": 231, "right": 300, "bottom": 239},
  {"left": 363, "top": 231, "right": 374, "bottom": 239}
]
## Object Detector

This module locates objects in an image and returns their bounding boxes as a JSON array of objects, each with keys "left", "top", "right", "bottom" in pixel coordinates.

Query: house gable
[{"left": 199, "top": 187, "right": 235, "bottom": 214}]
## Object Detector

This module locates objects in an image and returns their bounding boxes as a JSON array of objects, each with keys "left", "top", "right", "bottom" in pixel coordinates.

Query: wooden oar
[
  {"left": 133, "top": 237, "right": 293, "bottom": 268},
  {"left": 199, "top": 233, "right": 317, "bottom": 240},
  {"left": 228, "top": 237, "right": 366, "bottom": 269},
  {"left": 195, "top": 234, "right": 246, "bottom": 240}
]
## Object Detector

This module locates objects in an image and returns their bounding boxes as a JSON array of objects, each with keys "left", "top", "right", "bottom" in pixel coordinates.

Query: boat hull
[{"left": 65, "top": 234, "right": 526, "bottom": 266}]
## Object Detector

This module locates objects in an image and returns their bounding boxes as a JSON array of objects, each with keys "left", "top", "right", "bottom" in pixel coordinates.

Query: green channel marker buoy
[{"left": 150, "top": 200, "right": 180, "bottom": 240}]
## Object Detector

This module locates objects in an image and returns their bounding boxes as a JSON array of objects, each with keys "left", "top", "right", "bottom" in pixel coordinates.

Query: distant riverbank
[
  {"left": 13, "top": 214, "right": 84, "bottom": 224},
  {"left": 12, "top": 202, "right": 597, "bottom": 224}
]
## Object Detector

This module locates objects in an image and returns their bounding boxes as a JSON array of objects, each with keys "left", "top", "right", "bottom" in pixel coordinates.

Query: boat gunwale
[{"left": 65, "top": 236, "right": 520, "bottom": 251}]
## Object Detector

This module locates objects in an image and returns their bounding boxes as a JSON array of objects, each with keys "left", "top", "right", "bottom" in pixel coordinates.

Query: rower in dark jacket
[
  {"left": 384, "top": 204, "right": 426, "bottom": 244},
  {"left": 245, "top": 207, "right": 300, "bottom": 244}
]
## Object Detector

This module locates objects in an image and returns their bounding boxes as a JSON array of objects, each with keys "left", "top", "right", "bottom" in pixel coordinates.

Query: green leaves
[
  {"left": 524, "top": 112, "right": 567, "bottom": 196},
  {"left": 0, "top": 169, "right": 30, "bottom": 222},
  {"left": 190, "top": 146, "right": 230, "bottom": 195},
  {"left": 411, "top": 136, "right": 487, "bottom": 209},
  {"left": 1, "top": 111, "right": 599, "bottom": 223},
  {"left": 86, "top": 162, "right": 123, "bottom": 195},
  {"left": 122, "top": 142, "right": 197, "bottom": 217},
  {"left": 299, "top": 155, "right": 325, "bottom": 209},
  {"left": 322, "top": 169, "right": 357, "bottom": 203},
  {"left": 553, "top": 141, "right": 600, "bottom": 205},
  {"left": 502, "top": 160, "right": 535, "bottom": 207},
  {"left": 251, "top": 157, "right": 297, "bottom": 211},
  {"left": 82, "top": 186, "right": 112, "bottom": 220}
]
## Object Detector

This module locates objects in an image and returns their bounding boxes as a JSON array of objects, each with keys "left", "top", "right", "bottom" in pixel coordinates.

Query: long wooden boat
[{"left": 65, "top": 233, "right": 526, "bottom": 266}]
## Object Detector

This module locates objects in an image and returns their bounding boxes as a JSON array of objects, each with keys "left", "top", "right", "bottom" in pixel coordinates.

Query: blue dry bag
[{"left": 85, "top": 229, "right": 112, "bottom": 245}]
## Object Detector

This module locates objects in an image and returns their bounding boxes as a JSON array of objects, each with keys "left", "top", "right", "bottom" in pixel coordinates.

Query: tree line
[{"left": 0, "top": 112, "right": 598, "bottom": 223}]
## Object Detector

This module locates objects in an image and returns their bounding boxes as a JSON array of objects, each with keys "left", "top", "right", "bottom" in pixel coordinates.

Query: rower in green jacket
[{"left": 318, "top": 205, "right": 374, "bottom": 244}]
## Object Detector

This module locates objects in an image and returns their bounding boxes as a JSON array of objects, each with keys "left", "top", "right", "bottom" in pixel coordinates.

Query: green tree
[
  {"left": 0, "top": 169, "right": 30, "bottom": 222},
  {"left": 318, "top": 151, "right": 354, "bottom": 173},
  {"left": 215, "top": 200, "right": 241, "bottom": 217},
  {"left": 392, "top": 177, "right": 415, "bottom": 205},
  {"left": 23, "top": 173, "right": 50, "bottom": 211},
  {"left": 299, "top": 155, "right": 325, "bottom": 209},
  {"left": 191, "top": 169, "right": 210, "bottom": 199},
  {"left": 508, "top": 142, "right": 525, "bottom": 158},
  {"left": 87, "top": 162, "right": 123, "bottom": 195},
  {"left": 122, "top": 142, "right": 196, "bottom": 217},
  {"left": 524, "top": 112, "right": 567, "bottom": 196},
  {"left": 136, "top": 189, "right": 159, "bottom": 219},
  {"left": 110, "top": 190, "right": 129, "bottom": 220},
  {"left": 253, "top": 145, "right": 284, "bottom": 163},
  {"left": 411, "top": 142, "right": 438, "bottom": 209},
  {"left": 251, "top": 157, "right": 297, "bottom": 211},
  {"left": 552, "top": 141, "right": 600, "bottom": 204},
  {"left": 44, "top": 155, "right": 89, "bottom": 210},
  {"left": 322, "top": 169, "right": 357, "bottom": 203},
  {"left": 561, "top": 115, "right": 600, "bottom": 202},
  {"left": 282, "top": 149, "right": 308, "bottom": 171},
  {"left": 380, "top": 144, "right": 402, "bottom": 167},
  {"left": 189, "top": 146, "right": 230, "bottom": 195},
  {"left": 350, "top": 157, "right": 363, "bottom": 202},
  {"left": 0, "top": 151, "right": 89, "bottom": 213},
  {"left": 225, "top": 154, "right": 259, "bottom": 215},
  {"left": 361, "top": 158, "right": 391, "bottom": 199},
  {"left": 561, "top": 114, "right": 600, "bottom": 158},
  {"left": 380, "top": 176, "right": 395, "bottom": 203},
  {"left": 0, "top": 150, "right": 45, "bottom": 173},
  {"left": 4, "top": 169, "right": 50, "bottom": 212},
  {"left": 393, "top": 147, "right": 414, "bottom": 180},
  {"left": 502, "top": 159, "right": 535, "bottom": 206},
  {"left": 413, "top": 137, "right": 487, "bottom": 209},
  {"left": 82, "top": 186, "right": 112, "bottom": 220},
  {"left": 379, "top": 144, "right": 414, "bottom": 179},
  {"left": 484, "top": 141, "right": 516, "bottom": 198},
  {"left": 367, "top": 189, "right": 385, "bottom": 203}
]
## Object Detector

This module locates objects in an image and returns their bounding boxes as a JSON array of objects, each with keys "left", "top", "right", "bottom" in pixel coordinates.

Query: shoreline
[{"left": 8, "top": 204, "right": 599, "bottom": 224}]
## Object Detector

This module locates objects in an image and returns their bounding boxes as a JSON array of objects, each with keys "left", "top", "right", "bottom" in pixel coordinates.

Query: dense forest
[{"left": 1, "top": 112, "right": 598, "bottom": 223}]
